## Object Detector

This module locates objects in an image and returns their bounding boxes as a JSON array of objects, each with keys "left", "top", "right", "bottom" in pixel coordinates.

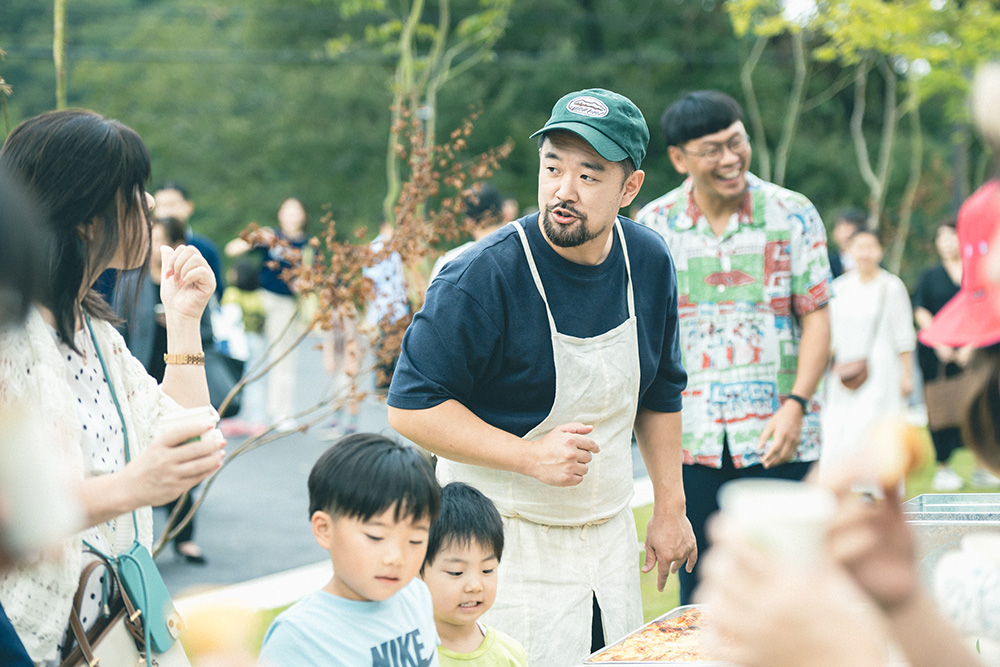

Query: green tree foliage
[
  {"left": 726, "top": 0, "right": 1000, "bottom": 280},
  {"left": 1, "top": 0, "right": 995, "bottom": 285}
]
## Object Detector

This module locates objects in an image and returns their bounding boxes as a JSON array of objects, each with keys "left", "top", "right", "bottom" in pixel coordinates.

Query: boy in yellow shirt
[{"left": 422, "top": 483, "right": 527, "bottom": 666}]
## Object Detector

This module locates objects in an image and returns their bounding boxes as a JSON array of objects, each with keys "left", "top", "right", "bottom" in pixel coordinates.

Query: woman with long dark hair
[{"left": 0, "top": 109, "right": 224, "bottom": 662}]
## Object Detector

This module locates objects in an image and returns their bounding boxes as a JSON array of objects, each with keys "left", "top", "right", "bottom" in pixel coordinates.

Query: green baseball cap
[{"left": 530, "top": 88, "right": 649, "bottom": 169}]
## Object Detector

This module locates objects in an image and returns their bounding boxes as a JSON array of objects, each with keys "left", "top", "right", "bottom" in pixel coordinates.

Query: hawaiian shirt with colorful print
[{"left": 637, "top": 173, "right": 832, "bottom": 469}]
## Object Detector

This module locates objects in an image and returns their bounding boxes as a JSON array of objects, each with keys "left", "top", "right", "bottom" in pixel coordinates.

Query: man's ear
[
  {"left": 667, "top": 146, "right": 689, "bottom": 175},
  {"left": 619, "top": 169, "right": 645, "bottom": 210},
  {"left": 311, "top": 510, "right": 334, "bottom": 550}
]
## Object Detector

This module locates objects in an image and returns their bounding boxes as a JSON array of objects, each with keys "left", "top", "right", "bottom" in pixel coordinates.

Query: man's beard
[{"left": 541, "top": 203, "right": 600, "bottom": 248}]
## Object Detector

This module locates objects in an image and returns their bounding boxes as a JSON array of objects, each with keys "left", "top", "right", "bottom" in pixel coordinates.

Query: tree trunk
[
  {"left": 740, "top": 36, "right": 771, "bottom": 182},
  {"left": 382, "top": 0, "right": 426, "bottom": 225},
  {"left": 774, "top": 30, "right": 808, "bottom": 186},
  {"left": 887, "top": 81, "right": 922, "bottom": 275},
  {"left": 54, "top": 0, "right": 67, "bottom": 109}
]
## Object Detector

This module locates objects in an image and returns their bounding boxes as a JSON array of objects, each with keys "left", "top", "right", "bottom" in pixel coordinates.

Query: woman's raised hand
[{"left": 159, "top": 244, "right": 216, "bottom": 322}]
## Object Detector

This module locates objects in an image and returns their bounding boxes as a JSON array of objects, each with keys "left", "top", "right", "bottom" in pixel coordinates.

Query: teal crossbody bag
[{"left": 85, "top": 315, "right": 185, "bottom": 663}]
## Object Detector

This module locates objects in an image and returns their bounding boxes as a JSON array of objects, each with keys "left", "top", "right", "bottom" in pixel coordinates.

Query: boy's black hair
[
  {"left": 423, "top": 482, "right": 504, "bottom": 570},
  {"left": 308, "top": 433, "right": 440, "bottom": 523},
  {"left": 660, "top": 90, "right": 744, "bottom": 148}
]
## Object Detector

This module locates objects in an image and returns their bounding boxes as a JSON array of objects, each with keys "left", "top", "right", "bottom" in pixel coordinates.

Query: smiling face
[
  {"left": 422, "top": 539, "right": 498, "bottom": 633},
  {"left": 313, "top": 505, "right": 431, "bottom": 602},
  {"left": 537, "top": 132, "right": 643, "bottom": 262},
  {"left": 669, "top": 120, "right": 751, "bottom": 212}
]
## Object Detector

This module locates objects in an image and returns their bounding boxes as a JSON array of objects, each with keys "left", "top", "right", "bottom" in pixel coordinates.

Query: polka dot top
[{"left": 48, "top": 325, "right": 134, "bottom": 552}]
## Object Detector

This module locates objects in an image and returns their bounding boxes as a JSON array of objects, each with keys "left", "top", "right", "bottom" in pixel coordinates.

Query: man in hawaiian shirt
[{"left": 637, "top": 90, "right": 832, "bottom": 605}]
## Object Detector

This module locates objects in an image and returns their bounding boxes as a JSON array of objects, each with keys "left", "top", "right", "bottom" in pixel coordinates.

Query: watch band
[
  {"left": 163, "top": 352, "right": 205, "bottom": 366},
  {"left": 786, "top": 393, "right": 809, "bottom": 412}
]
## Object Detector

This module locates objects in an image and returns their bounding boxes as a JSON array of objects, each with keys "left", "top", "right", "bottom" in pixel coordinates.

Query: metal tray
[{"left": 582, "top": 605, "right": 732, "bottom": 665}]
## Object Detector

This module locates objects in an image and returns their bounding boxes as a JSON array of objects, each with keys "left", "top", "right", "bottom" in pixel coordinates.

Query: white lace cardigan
[{"left": 0, "top": 308, "right": 181, "bottom": 661}]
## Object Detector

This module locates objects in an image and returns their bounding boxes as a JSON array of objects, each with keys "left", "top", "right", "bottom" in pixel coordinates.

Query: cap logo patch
[{"left": 566, "top": 96, "right": 609, "bottom": 118}]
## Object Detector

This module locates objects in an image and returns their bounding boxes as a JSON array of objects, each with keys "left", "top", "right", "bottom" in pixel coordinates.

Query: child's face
[
  {"left": 319, "top": 506, "right": 430, "bottom": 602},
  {"left": 422, "top": 539, "right": 498, "bottom": 631}
]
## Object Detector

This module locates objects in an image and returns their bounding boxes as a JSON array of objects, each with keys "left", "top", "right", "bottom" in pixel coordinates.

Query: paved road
[{"left": 157, "top": 335, "right": 651, "bottom": 598}]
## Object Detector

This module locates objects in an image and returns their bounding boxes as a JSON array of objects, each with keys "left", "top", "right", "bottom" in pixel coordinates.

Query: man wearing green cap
[{"left": 388, "top": 89, "right": 695, "bottom": 665}]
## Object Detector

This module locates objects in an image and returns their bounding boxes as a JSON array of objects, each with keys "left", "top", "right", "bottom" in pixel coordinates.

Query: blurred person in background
[
  {"left": 821, "top": 227, "right": 916, "bottom": 478},
  {"left": 912, "top": 217, "right": 981, "bottom": 491},
  {"left": 827, "top": 207, "right": 866, "bottom": 278},
  {"left": 696, "top": 61, "right": 1000, "bottom": 667},
  {"left": 226, "top": 197, "right": 311, "bottom": 430},
  {"left": 364, "top": 219, "right": 411, "bottom": 394},
  {"left": 0, "top": 109, "right": 223, "bottom": 663},
  {"left": 429, "top": 183, "right": 506, "bottom": 282}
]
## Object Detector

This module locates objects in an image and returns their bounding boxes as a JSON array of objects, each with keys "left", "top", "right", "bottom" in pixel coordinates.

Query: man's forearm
[
  {"left": 792, "top": 305, "right": 831, "bottom": 399},
  {"left": 388, "top": 400, "right": 534, "bottom": 476},
  {"left": 634, "top": 409, "right": 686, "bottom": 512}
]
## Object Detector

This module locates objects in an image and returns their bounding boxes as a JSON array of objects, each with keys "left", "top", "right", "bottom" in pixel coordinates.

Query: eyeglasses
[{"left": 679, "top": 134, "right": 751, "bottom": 162}]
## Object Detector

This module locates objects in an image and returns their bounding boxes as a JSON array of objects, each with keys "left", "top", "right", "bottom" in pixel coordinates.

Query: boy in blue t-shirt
[
  {"left": 258, "top": 434, "right": 442, "bottom": 666},
  {"left": 421, "top": 483, "right": 526, "bottom": 666}
]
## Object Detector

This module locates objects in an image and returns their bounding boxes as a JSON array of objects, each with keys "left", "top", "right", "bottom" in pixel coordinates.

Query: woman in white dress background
[{"left": 822, "top": 228, "right": 916, "bottom": 472}]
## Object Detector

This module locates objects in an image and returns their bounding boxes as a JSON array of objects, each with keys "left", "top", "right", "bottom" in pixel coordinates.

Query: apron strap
[{"left": 510, "top": 221, "right": 558, "bottom": 334}]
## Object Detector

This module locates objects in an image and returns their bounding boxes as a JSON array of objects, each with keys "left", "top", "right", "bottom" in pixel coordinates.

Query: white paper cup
[{"left": 717, "top": 478, "right": 837, "bottom": 567}]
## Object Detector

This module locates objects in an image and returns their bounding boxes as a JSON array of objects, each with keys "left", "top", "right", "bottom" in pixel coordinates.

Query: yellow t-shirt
[{"left": 437, "top": 624, "right": 527, "bottom": 666}]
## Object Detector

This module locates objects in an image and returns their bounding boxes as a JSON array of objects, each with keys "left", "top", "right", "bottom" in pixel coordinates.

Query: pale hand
[
  {"left": 642, "top": 510, "right": 697, "bottom": 592},
  {"left": 827, "top": 483, "right": 918, "bottom": 612},
  {"left": 120, "top": 413, "right": 225, "bottom": 508},
  {"left": 529, "top": 423, "right": 599, "bottom": 487},
  {"left": 698, "top": 517, "right": 885, "bottom": 667},
  {"left": 758, "top": 400, "right": 803, "bottom": 468},
  {"left": 159, "top": 245, "right": 216, "bottom": 322}
]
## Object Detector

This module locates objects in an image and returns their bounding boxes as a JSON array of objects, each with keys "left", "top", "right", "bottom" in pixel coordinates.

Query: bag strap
[
  {"left": 84, "top": 314, "right": 153, "bottom": 667},
  {"left": 864, "top": 279, "right": 889, "bottom": 348},
  {"left": 64, "top": 551, "right": 145, "bottom": 667},
  {"left": 117, "top": 548, "right": 155, "bottom": 667},
  {"left": 84, "top": 313, "right": 140, "bottom": 542}
]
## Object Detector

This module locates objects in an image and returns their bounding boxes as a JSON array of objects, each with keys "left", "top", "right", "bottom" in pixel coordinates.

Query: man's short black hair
[
  {"left": 423, "top": 482, "right": 504, "bottom": 570},
  {"left": 660, "top": 90, "right": 744, "bottom": 147},
  {"left": 464, "top": 184, "right": 505, "bottom": 225},
  {"left": 308, "top": 433, "right": 440, "bottom": 524},
  {"left": 835, "top": 207, "right": 867, "bottom": 229},
  {"left": 156, "top": 180, "right": 190, "bottom": 199}
]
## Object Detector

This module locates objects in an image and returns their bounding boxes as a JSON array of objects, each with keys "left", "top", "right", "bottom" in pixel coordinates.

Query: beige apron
[{"left": 437, "top": 219, "right": 643, "bottom": 666}]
